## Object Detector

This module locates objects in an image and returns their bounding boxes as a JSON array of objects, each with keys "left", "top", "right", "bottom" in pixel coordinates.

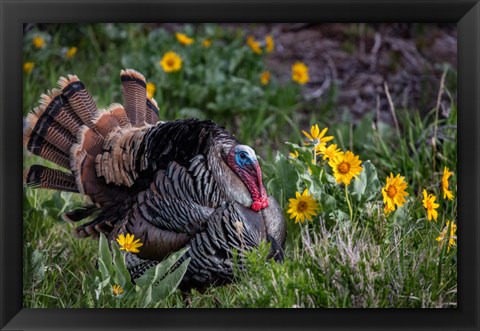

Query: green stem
[{"left": 345, "top": 185, "right": 353, "bottom": 221}]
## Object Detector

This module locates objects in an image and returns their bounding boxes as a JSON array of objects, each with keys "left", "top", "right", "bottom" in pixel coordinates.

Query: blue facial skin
[{"left": 235, "top": 150, "right": 255, "bottom": 168}]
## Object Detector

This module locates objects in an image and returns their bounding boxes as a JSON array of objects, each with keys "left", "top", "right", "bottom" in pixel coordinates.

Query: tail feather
[
  {"left": 121, "top": 69, "right": 147, "bottom": 127},
  {"left": 146, "top": 97, "right": 159, "bottom": 125},
  {"left": 59, "top": 75, "right": 98, "bottom": 130},
  {"left": 75, "top": 213, "right": 116, "bottom": 238},
  {"left": 25, "top": 164, "right": 79, "bottom": 192},
  {"left": 62, "top": 205, "right": 97, "bottom": 222},
  {"left": 27, "top": 132, "right": 71, "bottom": 169},
  {"left": 29, "top": 115, "right": 75, "bottom": 155},
  {"left": 76, "top": 125, "right": 105, "bottom": 156},
  {"left": 93, "top": 110, "right": 121, "bottom": 137},
  {"left": 41, "top": 92, "right": 84, "bottom": 135},
  {"left": 108, "top": 103, "right": 131, "bottom": 128}
]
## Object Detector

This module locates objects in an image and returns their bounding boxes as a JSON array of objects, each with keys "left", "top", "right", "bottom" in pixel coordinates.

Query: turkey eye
[{"left": 240, "top": 153, "right": 246, "bottom": 159}]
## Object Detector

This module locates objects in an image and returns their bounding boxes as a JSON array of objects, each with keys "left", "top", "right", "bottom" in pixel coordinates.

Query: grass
[{"left": 23, "top": 23, "right": 457, "bottom": 308}]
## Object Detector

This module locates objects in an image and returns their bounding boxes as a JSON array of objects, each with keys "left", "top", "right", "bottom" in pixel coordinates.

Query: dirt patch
[{"left": 226, "top": 23, "right": 457, "bottom": 123}]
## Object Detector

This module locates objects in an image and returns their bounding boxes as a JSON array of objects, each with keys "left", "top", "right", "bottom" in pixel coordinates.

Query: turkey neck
[{"left": 207, "top": 143, "right": 253, "bottom": 208}]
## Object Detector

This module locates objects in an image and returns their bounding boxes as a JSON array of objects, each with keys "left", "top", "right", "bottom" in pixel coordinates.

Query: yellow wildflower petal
[
  {"left": 260, "top": 71, "right": 270, "bottom": 85},
  {"left": 23, "top": 62, "right": 34, "bottom": 74},
  {"left": 160, "top": 51, "right": 182, "bottom": 73},
  {"left": 176, "top": 32, "right": 194, "bottom": 45},
  {"left": 286, "top": 188, "right": 319, "bottom": 224},
  {"left": 292, "top": 62, "right": 309, "bottom": 85},
  {"left": 265, "top": 35, "right": 274, "bottom": 53},
  {"left": 33, "top": 36, "right": 45, "bottom": 49},
  {"left": 247, "top": 36, "right": 262, "bottom": 54}
]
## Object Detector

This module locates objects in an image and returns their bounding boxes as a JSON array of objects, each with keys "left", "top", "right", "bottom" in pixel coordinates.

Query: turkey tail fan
[
  {"left": 24, "top": 164, "right": 79, "bottom": 193},
  {"left": 121, "top": 69, "right": 147, "bottom": 127}
]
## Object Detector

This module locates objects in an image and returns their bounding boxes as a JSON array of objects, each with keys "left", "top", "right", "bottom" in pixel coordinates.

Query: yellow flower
[
  {"left": 381, "top": 173, "right": 409, "bottom": 213},
  {"left": 260, "top": 71, "right": 270, "bottom": 85},
  {"left": 23, "top": 62, "right": 34, "bottom": 74},
  {"left": 289, "top": 150, "right": 299, "bottom": 159},
  {"left": 265, "top": 35, "right": 274, "bottom": 53},
  {"left": 328, "top": 151, "right": 363, "bottom": 186},
  {"left": 384, "top": 203, "right": 395, "bottom": 215},
  {"left": 422, "top": 189, "right": 440, "bottom": 222},
  {"left": 176, "top": 32, "right": 194, "bottom": 45},
  {"left": 146, "top": 82, "right": 156, "bottom": 99},
  {"left": 246, "top": 36, "right": 262, "bottom": 54},
  {"left": 116, "top": 233, "right": 143, "bottom": 253},
  {"left": 319, "top": 143, "right": 341, "bottom": 160},
  {"left": 65, "top": 46, "right": 77, "bottom": 59},
  {"left": 32, "top": 36, "right": 45, "bottom": 49},
  {"left": 202, "top": 39, "right": 212, "bottom": 47},
  {"left": 160, "top": 51, "right": 182, "bottom": 73},
  {"left": 112, "top": 284, "right": 124, "bottom": 296},
  {"left": 292, "top": 62, "right": 309, "bottom": 85},
  {"left": 302, "top": 124, "right": 334, "bottom": 153},
  {"left": 436, "top": 220, "right": 457, "bottom": 252},
  {"left": 287, "top": 188, "right": 319, "bottom": 224},
  {"left": 442, "top": 166, "right": 454, "bottom": 200}
]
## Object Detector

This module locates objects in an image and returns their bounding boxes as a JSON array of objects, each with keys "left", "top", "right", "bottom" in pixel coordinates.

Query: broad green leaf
[
  {"left": 97, "top": 259, "right": 110, "bottom": 282},
  {"left": 318, "top": 191, "right": 337, "bottom": 213},
  {"left": 111, "top": 242, "right": 131, "bottom": 288},
  {"left": 151, "top": 258, "right": 191, "bottom": 302},
  {"left": 138, "top": 285, "right": 153, "bottom": 308},
  {"left": 265, "top": 152, "right": 299, "bottom": 207},
  {"left": 352, "top": 160, "right": 380, "bottom": 203},
  {"left": 136, "top": 247, "right": 189, "bottom": 287},
  {"left": 98, "top": 233, "right": 113, "bottom": 275}
]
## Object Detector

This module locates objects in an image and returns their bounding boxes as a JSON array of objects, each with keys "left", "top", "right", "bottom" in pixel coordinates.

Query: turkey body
[{"left": 23, "top": 69, "right": 286, "bottom": 289}]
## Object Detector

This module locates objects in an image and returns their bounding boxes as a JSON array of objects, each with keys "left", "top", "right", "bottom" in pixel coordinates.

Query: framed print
[{"left": 1, "top": 0, "right": 479, "bottom": 330}]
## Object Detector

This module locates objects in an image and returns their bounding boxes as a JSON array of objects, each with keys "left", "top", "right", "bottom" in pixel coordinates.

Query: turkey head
[{"left": 226, "top": 145, "right": 269, "bottom": 212}]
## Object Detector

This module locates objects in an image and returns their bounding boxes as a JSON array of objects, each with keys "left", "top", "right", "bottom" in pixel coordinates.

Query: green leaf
[
  {"left": 318, "top": 191, "right": 337, "bottom": 213},
  {"left": 135, "top": 247, "right": 189, "bottom": 287},
  {"left": 329, "top": 210, "right": 350, "bottom": 223},
  {"left": 352, "top": 160, "right": 380, "bottom": 203},
  {"left": 138, "top": 285, "right": 153, "bottom": 308},
  {"left": 94, "top": 275, "right": 111, "bottom": 301},
  {"left": 98, "top": 233, "right": 113, "bottom": 275},
  {"left": 151, "top": 258, "right": 191, "bottom": 303},
  {"left": 392, "top": 203, "right": 411, "bottom": 224},
  {"left": 111, "top": 242, "right": 131, "bottom": 288},
  {"left": 97, "top": 258, "right": 110, "bottom": 282},
  {"left": 265, "top": 152, "right": 299, "bottom": 207}
]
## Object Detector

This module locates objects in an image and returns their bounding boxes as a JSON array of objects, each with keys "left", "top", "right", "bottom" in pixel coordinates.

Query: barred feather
[
  {"left": 25, "top": 165, "right": 78, "bottom": 192},
  {"left": 60, "top": 75, "right": 98, "bottom": 129},
  {"left": 121, "top": 69, "right": 147, "bottom": 127}
]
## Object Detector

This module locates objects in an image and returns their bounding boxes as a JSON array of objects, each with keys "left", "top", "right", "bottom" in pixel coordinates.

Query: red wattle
[
  {"left": 251, "top": 201, "right": 263, "bottom": 211},
  {"left": 251, "top": 198, "right": 269, "bottom": 211}
]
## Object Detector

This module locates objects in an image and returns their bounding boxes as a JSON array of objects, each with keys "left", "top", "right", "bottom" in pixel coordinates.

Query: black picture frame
[{"left": 1, "top": 0, "right": 479, "bottom": 330}]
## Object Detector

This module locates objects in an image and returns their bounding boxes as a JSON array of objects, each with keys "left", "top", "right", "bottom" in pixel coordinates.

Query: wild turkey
[{"left": 23, "top": 69, "right": 286, "bottom": 289}]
